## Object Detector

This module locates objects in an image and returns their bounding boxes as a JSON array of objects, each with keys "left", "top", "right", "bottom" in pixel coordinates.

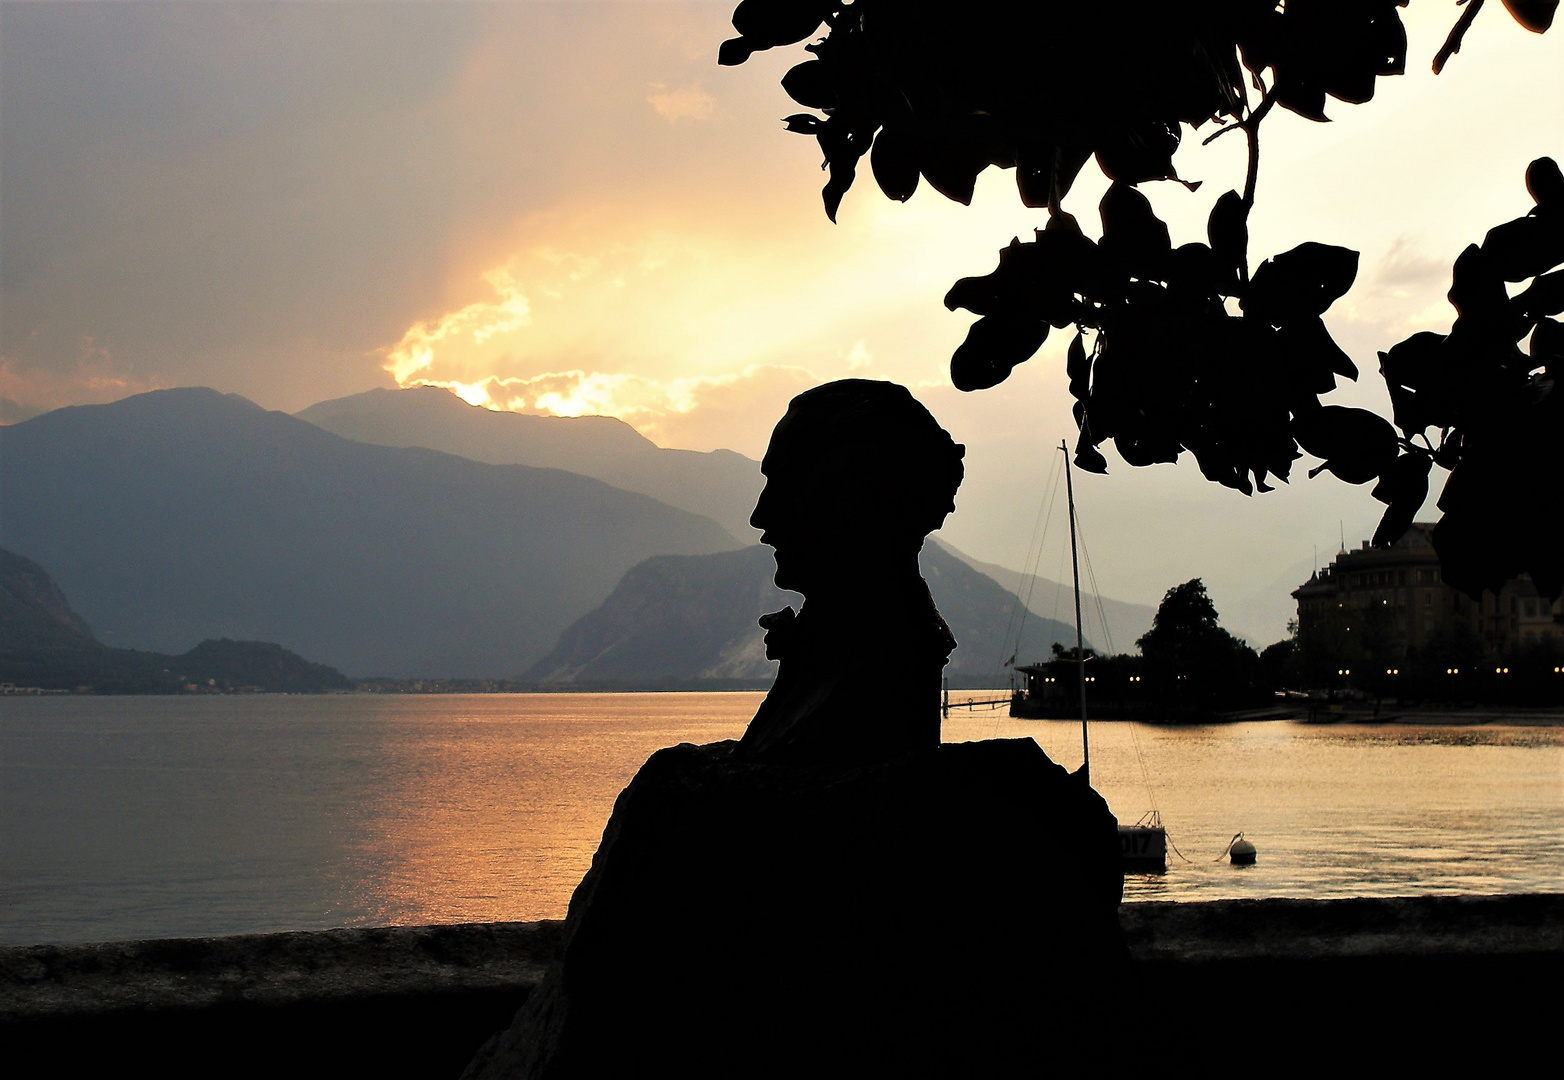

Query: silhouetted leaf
[
  {"left": 815, "top": 118, "right": 871, "bottom": 222},
  {"left": 1277, "top": 317, "right": 1357, "bottom": 396},
  {"left": 1207, "top": 190, "right": 1248, "bottom": 273},
  {"left": 731, "top": 0, "right": 829, "bottom": 50},
  {"left": 1016, "top": 144, "right": 1092, "bottom": 209},
  {"left": 823, "top": 158, "right": 856, "bottom": 222},
  {"left": 718, "top": 37, "right": 757, "bottom": 67},
  {"left": 1482, "top": 216, "right": 1564, "bottom": 282},
  {"left": 1094, "top": 121, "right": 1181, "bottom": 185},
  {"left": 870, "top": 127, "right": 920, "bottom": 202},
  {"left": 782, "top": 60, "right": 836, "bottom": 109},
  {"left": 943, "top": 238, "right": 1032, "bottom": 317},
  {"left": 1041, "top": 211, "right": 1113, "bottom": 300},
  {"left": 1370, "top": 451, "right": 1432, "bottom": 544},
  {"left": 1066, "top": 332, "right": 1090, "bottom": 401},
  {"left": 921, "top": 143, "right": 984, "bottom": 206},
  {"left": 1502, "top": 0, "right": 1559, "bottom": 34},
  {"left": 1533, "top": 318, "right": 1564, "bottom": 374},
  {"left": 1528, "top": 156, "right": 1564, "bottom": 208},
  {"left": 1371, "top": 468, "right": 1429, "bottom": 547},
  {"left": 1516, "top": 272, "right": 1564, "bottom": 325},
  {"left": 1274, "top": 76, "right": 1329, "bottom": 121},
  {"left": 950, "top": 316, "right": 1048, "bottom": 392},
  {"left": 1378, "top": 331, "right": 1456, "bottom": 433},
  {"left": 1243, "top": 243, "right": 1359, "bottom": 326},
  {"left": 1293, "top": 405, "right": 1398, "bottom": 484},
  {"left": 1114, "top": 432, "right": 1182, "bottom": 468},
  {"left": 1168, "top": 243, "right": 1227, "bottom": 299},
  {"left": 1255, "top": 0, "right": 1407, "bottom": 109},
  {"left": 1447, "top": 243, "right": 1519, "bottom": 335},
  {"left": 782, "top": 113, "right": 823, "bottom": 134},
  {"left": 1073, "top": 435, "right": 1108, "bottom": 474},
  {"left": 1098, "top": 184, "right": 1170, "bottom": 279}
]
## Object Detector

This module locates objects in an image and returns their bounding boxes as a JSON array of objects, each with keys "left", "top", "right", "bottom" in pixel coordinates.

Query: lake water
[{"left": 1, "top": 693, "right": 1560, "bottom": 946}]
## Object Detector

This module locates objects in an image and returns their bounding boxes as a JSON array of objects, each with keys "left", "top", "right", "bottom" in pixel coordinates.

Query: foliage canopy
[{"left": 721, "top": 0, "right": 1562, "bottom": 601}]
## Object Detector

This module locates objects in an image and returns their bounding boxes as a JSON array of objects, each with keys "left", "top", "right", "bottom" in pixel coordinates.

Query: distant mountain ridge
[
  {"left": 526, "top": 542, "right": 1078, "bottom": 689},
  {"left": 1, "top": 389, "right": 738, "bottom": 678},
  {"left": 298, "top": 386, "right": 764, "bottom": 543},
  {"left": 526, "top": 546, "right": 795, "bottom": 685},
  {"left": 0, "top": 549, "right": 350, "bottom": 692},
  {"left": 932, "top": 539, "right": 1157, "bottom": 655},
  {"left": 1, "top": 547, "right": 94, "bottom": 640}
]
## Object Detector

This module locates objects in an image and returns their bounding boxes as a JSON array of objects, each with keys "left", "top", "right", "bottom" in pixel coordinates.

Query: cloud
[
  {"left": 369, "top": 188, "right": 1001, "bottom": 451},
  {"left": 0, "top": 338, "right": 159, "bottom": 425},
  {"left": 384, "top": 268, "right": 532, "bottom": 388},
  {"left": 396, "top": 364, "right": 820, "bottom": 457},
  {"left": 636, "top": 365, "right": 819, "bottom": 455},
  {"left": 1375, "top": 237, "right": 1450, "bottom": 290},
  {"left": 647, "top": 82, "right": 715, "bottom": 124}
]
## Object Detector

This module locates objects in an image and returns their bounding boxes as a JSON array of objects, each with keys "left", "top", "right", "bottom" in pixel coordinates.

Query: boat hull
[{"left": 1119, "top": 825, "right": 1167, "bottom": 873}]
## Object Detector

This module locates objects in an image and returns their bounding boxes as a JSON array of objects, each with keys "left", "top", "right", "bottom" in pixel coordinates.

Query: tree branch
[
  {"left": 1433, "top": 0, "right": 1485, "bottom": 75},
  {"left": 1237, "top": 88, "right": 1278, "bottom": 285}
]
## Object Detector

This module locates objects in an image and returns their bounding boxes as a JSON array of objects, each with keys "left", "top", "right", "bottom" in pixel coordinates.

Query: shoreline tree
[
  {"left": 719, "top": 0, "right": 1560, "bottom": 605},
  {"left": 1137, "top": 577, "right": 1259, "bottom": 706}
]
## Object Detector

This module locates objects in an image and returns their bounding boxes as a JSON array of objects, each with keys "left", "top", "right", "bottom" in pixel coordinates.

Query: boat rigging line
[
  {"left": 994, "top": 450, "right": 1065, "bottom": 680},
  {"left": 1065, "top": 459, "right": 1189, "bottom": 864},
  {"left": 1061, "top": 440, "right": 1090, "bottom": 781}
]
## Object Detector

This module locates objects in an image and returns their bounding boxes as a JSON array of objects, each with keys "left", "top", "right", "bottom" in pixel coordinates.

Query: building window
[
  {"left": 1526, "top": 599, "right": 1538, "bottom": 617},
  {"left": 1425, "top": 591, "right": 1432, "bottom": 607}
]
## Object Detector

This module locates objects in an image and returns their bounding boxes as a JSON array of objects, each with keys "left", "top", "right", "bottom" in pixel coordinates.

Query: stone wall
[{"left": 3, "top": 895, "right": 1559, "bottom": 1075}]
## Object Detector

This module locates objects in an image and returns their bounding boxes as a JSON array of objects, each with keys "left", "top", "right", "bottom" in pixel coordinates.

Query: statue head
[{"left": 751, "top": 380, "right": 965, "bottom": 595}]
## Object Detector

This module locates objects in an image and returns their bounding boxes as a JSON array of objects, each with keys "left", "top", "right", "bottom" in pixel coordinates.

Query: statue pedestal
[{"left": 466, "top": 738, "right": 1125, "bottom": 1077}]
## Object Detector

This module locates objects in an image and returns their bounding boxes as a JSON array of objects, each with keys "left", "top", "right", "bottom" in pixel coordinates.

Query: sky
[{"left": 2, "top": 0, "right": 1561, "bottom": 646}]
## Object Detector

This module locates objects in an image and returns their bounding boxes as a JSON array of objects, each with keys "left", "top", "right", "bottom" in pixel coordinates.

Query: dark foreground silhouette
[
  {"left": 719, "top": 2, "right": 1561, "bottom": 614},
  {"left": 465, "top": 382, "right": 1124, "bottom": 1077}
]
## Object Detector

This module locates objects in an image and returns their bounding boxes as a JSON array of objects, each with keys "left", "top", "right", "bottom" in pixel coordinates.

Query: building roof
[{"left": 1293, "top": 523, "right": 1440, "bottom": 599}]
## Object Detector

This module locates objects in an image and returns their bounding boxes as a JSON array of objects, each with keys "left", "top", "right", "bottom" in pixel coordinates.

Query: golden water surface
[{"left": 1, "top": 692, "right": 1560, "bottom": 944}]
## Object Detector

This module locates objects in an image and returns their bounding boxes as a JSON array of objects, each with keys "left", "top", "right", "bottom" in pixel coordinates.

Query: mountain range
[
  {"left": 2, "top": 384, "right": 1153, "bottom": 685},
  {"left": 0, "top": 389, "right": 736, "bottom": 678},
  {"left": 525, "top": 542, "right": 1077, "bottom": 689},
  {"left": 298, "top": 387, "right": 763, "bottom": 543},
  {"left": 931, "top": 541, "right": 1157, "bottom": 655},
  {"left": 1, "top": 548, "right": 350, "bottom": 692},
  {"left": 297, "top": 386, "right": 1156, "bottom": 651}
]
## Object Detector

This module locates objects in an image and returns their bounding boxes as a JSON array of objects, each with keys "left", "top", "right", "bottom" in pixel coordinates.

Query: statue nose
[{"left": 750, "top": 487, "right": 773, "bottom": 530}]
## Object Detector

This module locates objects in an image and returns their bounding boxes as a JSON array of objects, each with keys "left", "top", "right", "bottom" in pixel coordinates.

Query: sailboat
[{"left": 1009, "top": 441, "right": 1167, "bottom": 874}]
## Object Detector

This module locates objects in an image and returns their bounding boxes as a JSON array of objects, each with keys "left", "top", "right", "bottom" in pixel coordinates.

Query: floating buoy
[{"left": 1230, "top": 835, "right": 1257, "bottom": 866}]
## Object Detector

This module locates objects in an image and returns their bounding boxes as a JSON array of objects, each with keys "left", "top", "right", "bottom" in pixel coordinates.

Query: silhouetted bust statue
[
  {"left": 738, "top": 379, "right": 964, "bottom": 764},
  {"left": 466, "top": 381, "right": 1123, "bottom": 1080}
]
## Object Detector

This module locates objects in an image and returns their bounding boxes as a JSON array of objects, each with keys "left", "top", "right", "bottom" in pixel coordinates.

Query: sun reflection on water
[
  {"left": 334, "top": 693, "right": 757, "bottom": 927},
  {"left": 1, "top": 693, "right": 1559, "bottom": 945}
]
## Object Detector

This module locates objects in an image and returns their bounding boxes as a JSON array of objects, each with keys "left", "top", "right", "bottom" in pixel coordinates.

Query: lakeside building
[{"left": 1292, "top": 523, "right": 1562, "bottom": 658}]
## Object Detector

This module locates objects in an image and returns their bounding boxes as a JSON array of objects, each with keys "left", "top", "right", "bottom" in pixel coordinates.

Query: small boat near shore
[
  {"left": 1120, "top": 811, "right": 1168, "bottom": 873},
  {"left": 1021, "top": 441, "right": 1169, "bottom": 874}
]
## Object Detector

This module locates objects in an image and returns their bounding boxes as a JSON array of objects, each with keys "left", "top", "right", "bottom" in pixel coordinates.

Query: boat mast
[{"left": 1061, "top": 440, "right": 1089, "bottom": 782}]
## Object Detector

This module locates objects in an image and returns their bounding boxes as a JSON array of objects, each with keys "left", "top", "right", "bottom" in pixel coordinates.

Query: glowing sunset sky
[{"left": 2, "top": 1, "right": 1560, "bottom": 644}]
